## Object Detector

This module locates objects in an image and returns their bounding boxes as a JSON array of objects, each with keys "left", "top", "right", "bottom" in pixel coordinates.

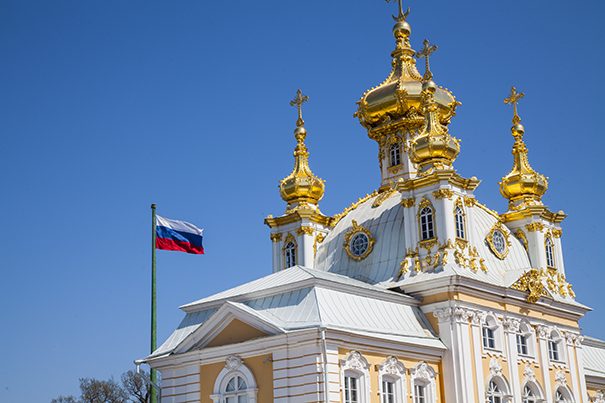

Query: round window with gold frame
[
  {"left": 486, "top": 222, "right": 510, "bottom": 260},
  {"left": 343, "top": 220, "right": 375, "bottom": 261}
]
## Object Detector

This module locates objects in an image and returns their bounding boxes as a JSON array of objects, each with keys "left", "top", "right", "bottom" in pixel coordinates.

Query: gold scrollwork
[
  {"left": 463, "top": 197, "right": 475, "bottom": 207},
  {"left": 406, "top": 246, "right": 419, "bottom": 257},
  {"left": 342, "top": 220, "right": 375, "bottom": 261},
  {"left": 515, "top": 229, "right": 528, "bottom": 252},
  {"left": 511, "top": 269, "right": 548, "bottom": 304},
  {"left": 401, "top": 197, "right": 416, "bottom": 208},
  {"left": 525, "top": 222, "right": 545, "bottom": 233},
  {"left": 313, "top": 233, "right": 325, "bottom": 259},
  {"left": 414, "top": 257, "right": 421, "bottom": 272},
  {"left": 486, "top": 221, "right": 511, "bottom": 260},
  {"left": 388, "top": 164, "right": 404, "bottom": 174},
  {"left": 551, "top": 229, "right": 562, "bottom": 238},
  {"left": 373, "top": 188, "right": 396, "bottom": 207},
  {"left": 270, "top": 233, "right": 283, "bottom": 242},
  {"left": 480, "top": 258, "right": 488, "bottom": 273},
  {"left": 295, "top": 226, "right": 315, "bottom": 236},
  {"left": 419, "top": 238, "right": 437, "bottom": 251},
  {"left": 397, "top": 259, "right": 409, "bottom": 279},
  {"left": 433, "top": 189, "right": 454, "bottom": 200}
]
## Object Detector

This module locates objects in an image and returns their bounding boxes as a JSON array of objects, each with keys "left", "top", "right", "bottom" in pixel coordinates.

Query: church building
[{"left": 137, "top": 4, "right": 605, "bottom": 403}]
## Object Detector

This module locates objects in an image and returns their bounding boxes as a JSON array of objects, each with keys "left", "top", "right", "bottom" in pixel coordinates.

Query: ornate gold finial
[
  {"left": 279, "top": 90, "right": 325, "bottom": 208},
  {"left": 290, "top": 89, "right": 309, "bottom": 127},
  {"left": 416, "top": 39, "right": 438, "bottom": 81},
  {"left": 385, "top": 0, "right": 409, "bottom": 22},
  {"left": 504, "top": 87, "right": 525, "bottom": 124},
  {"left": 499, "top": 88, "right": 548, "bottom": 208}
]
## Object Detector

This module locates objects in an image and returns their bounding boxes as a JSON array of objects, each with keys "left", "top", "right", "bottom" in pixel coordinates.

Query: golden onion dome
[
  {"left": 499, "top": 88, "right": 548, "bottom": 205},
  {"left": 354, "top": 9, "right": 459, "bottom": 134},
  {"left": 408, "top": 81, "right": 460, "bottom": 171},
  {"left": 279, "top": 90, "right": 325, "bottom": 206}
]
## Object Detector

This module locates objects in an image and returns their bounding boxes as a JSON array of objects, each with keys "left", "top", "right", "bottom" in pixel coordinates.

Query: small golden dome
[
  {"left": 499, "top": 88, "right": 548, "bottom": 205},
  {"left": 354, "top": 10, "right": 458, "bottom": 134},
  {"left": 408, "top": 81, "right": 460, "bottom": 170},
  {"left": 279, "top": 90, "right": 325, "bottom": 206}
]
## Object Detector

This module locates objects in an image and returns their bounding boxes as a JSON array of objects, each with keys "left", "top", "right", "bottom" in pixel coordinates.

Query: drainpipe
[
  {"left": 136, "top": 363, "right": 162, "bottom": 403},
  {"left": 321, "top": 328, "right": 330, "bottom": 403}
]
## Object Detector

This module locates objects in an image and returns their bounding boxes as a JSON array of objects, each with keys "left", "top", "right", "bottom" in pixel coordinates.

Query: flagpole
[{"left": 150, "top": 204, "right": 158, "bottom": 403}]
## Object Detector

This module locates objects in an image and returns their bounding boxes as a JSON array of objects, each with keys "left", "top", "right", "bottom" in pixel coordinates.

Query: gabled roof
[{"left": 142, "top": 266, "right": 442, "bottom": 362}]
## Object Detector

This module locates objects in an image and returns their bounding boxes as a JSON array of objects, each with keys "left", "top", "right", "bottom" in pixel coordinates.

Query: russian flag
[{"left": 155, "top": 215, "right": 204, "bottom": 254}]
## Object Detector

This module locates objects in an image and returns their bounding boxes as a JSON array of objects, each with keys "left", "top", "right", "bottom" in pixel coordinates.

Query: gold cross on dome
[
  {"left": 416, "top": 39, "right": 438, "bottom": 81},
  {"left": 290, "top": 89, "right": 309, "bottom": 127},
  {"left": 385, "top": 0, "right": 409, "bottom": 22},
  {"left": 504, "top": 87, "right": 525, "bottom": 124}
]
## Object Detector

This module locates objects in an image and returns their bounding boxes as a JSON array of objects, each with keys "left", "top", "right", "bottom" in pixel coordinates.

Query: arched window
[
  {"left": 548, "top": 329, "right": 565, "bottom": 363},
  {"left": 522, "top": 385, "right": 536, "bottom": 403},
  {"left": 340, "top": 351, "right": 370, "bottom": 403},
  {"left": 516, "top": 321, "right": 535, "bottom": 357},
  {"left": 283, "top": 233, "right": 297, "bottom": 269},
  {"left": 210, "top": 356, "right": 258, "bottom": 403},
  {"left": 554, "top": 387, "right": 574, "bottom": 403},
  {"left": 521, "top": 365, "right": 546, "bottom": 403},
  {"left": 419, "top": 207, "right": 435, "bottom": 240},
  {"left": 378, "top": 356, "right": 406, "bottom": 403},
  {"left": 455, "top": 205, "right": 465, "bottom": 239},
  {"left": 390, "top": 144, "right": 401, "bottom": 167},
  {"left": 545, "top": 236, "right": 555, "bottom": 268},
  {"left": 410, "top": 361, "right": 437, "bottom": 403},
  {"left": 285, "top": 242, "right": 296, "bottom": 268},
  {"left": 482, "top": 313, "right": 502, "bottom": 352},
  {"left": 487, "top": 380, "right": 503, "bottom": 403}
]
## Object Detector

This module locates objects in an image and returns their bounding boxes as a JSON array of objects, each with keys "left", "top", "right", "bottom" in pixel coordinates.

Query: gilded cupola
[
  {"left": 408, "top": 80, "right": 460, "bottom": 173},
  {"left": 354, "top": 5, "right": 459, "bottom": 138},
  {"left": 499, "top": 87, "right": 548, "bottom": 208},
  {"left": 279, "top": 90, "right": 325, "bottom": 209}
]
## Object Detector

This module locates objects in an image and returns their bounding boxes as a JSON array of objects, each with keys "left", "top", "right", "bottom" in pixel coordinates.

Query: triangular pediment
[{"left": 174, "top": 301, "right": 283, "bottom": 354}]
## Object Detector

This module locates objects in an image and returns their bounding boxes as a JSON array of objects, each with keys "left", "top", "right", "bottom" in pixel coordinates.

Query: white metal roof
[{"left": 583, "top": 336, "right": 605, "bottom": 379}]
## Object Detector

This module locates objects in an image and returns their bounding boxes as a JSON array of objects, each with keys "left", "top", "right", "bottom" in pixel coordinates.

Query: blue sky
[{"left": 1, "top": 1, "right": 604, "bottom": 402}]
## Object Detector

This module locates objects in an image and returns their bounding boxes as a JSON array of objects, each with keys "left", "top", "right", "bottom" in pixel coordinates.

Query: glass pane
[
  {"left": 226, "top": 377, "right": 236, "bottom": 392},
  {"left": 237, "top": 376, "right": 247, "bottom": 390},
  {"left": 238, "top": 395, "right": 248, "bottom": 403}
]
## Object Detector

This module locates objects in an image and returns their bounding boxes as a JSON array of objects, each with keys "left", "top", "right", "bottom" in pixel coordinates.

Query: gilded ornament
[
  {"left": 470, "top": 257, "right": 478, "bottom": 272},
  {"left": 313, "top": 233, "right": 324, "bottom": 259},
  {"left": 414, "top": 257, "right": 421, "bottom": 272},
  {"left": 387, "top": 164, "right": 404, "bottom": 174},
  {"left": 551, "top": 229, "right": 562, "bottom": 238},
  {"left": 511, "top": 269, "right": 548, "bottom": 304},
  {"left": 432, "top": 251, "right": 441, "bottom": 268},
  {"left": 398, "top": 259, "right": 409, "bottom": 279},
  {"left": 525, "top": 222, "right": 545, "bottom": 232},
  {"left": 419, "top": 238, "right": 437, "bottom": 251},
  {"left": 295, "top": 226, "right": 315, "bottom": 236},
  {"left": 567, "top": 284, "right": 575, "bottom": 298},
  {"left": 433, "top": 188, "right": 454, "bottom": 200},
  {"left": 515, "top": 229, "right": 528, "bottom": 252},
  {"left": 455, "top": 238, "right": 467, "bottom": 250},
  {"left": 406, "top": 246, "right": 419, "bottom": 257},
  {"left": 342, "top": 220, "right": 376, "bottom": 261},
  {"left": 333, "top": 190, "right": 379, "bottom": 225},
  {"left": 373, "top": 188, "right": 396, "bottom": 207},
  {"left": 401, "top": 197, "right": 416, "bottom": 208},
  {"left": 442, "top": 250, "right": 448, "bottom": 265},
  {"left": 463, "top": 197, "right": 475, "bottom": 207},
  {"left": 480, "top": 258, "right": 488, "bottom": 273},
  {"left": 270, "top": 233, "right": 283, "bottom": 242},
  {"left": 415, "top": 39, "right": 438, "bottom": 82},
  {"left": 424, "top": 253, "right": 433, "bottom": 266},
  {"left": 279, "top": 91, "right": 326, "bottom": 208},
  {"left": 500, "top": 88, "right": 548, "bottom": 208},
  {"left": 486, "top": 221, "right": 511, "bottom": 260}
]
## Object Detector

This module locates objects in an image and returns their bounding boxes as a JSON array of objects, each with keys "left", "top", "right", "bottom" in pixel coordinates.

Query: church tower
[{"left": 264, "top": 90, "right": 332, "bottom": 273}]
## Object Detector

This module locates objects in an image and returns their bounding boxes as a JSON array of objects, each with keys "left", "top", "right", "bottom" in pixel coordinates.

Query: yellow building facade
[{"left": 138, "top": 4, "right": 605, "bottom": 403}]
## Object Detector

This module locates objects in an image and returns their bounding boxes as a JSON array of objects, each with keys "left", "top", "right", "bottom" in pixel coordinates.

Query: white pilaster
[
  {"left": 503, "top": 318, "right": 522, "bottom": 403},
  {"left": 536, "top": 325, "right": 553, "bottom": 402}
]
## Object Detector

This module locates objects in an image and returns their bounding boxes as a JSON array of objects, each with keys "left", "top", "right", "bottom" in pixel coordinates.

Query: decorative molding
[
  {"left": 592, "top": 390, "right": 605, "bottom": 403},
  {"left": 342, "top": 220, "right": 375, "bottom": 261},
  {"left": 564, "top": 331, "right": 583, "bottom": 347},
  {"left": 401, "top": 197, "right": 416, "bottom": 208},
  {"left": 463, "top": 196, "right": 475, "bottom": 207},
  {"left": 433, "top": 188, "right": 454, "bottom": 200},
  {"left": 489, "top": 357, "right": 503, "bottom": 375},
  {"left": 379, "top": 356, "right": 406, "bottom": 376},
  {"left": 313, "top": 233, "right": 324, "bottom": 259},
  {"left": 536, "top": 325, "right": 549, "bottom": 340},
  {"left": 523, "top": 364, "right": 535, "bottom": 382},
  {"left": 551, "top": 228, "right": 562, "bottom": 238},
  {"left": 510, "top": 269, "right": 548, "bottom": 304},
  {"left": 342, "top": 350, "right": 370, "bottom": 372},
  {"left": 555, "top": 370, "right": 567, "bottom": 386},
  {"left": 525, "top": 222, "right": 545, "bottom": 233},
  {"left": 502, "top": 318, "right": 520, "bottom": 333},
  {"left": 515, "top": 229, "right": 528, "bottom": 252},
  {"left": 270, "top": 233, "right": 282, "bottom": 242},
  {"left": 411, "top": 361, "right": 437, "bottom": 381},
  {"left": 373, "top": 188, "right": 396, "bottom": 207},
  {"left": 295, "top": 226, "right": 314, "bottom": 236},
  {"left": 486, "top": 221, "right": 511, "bottom": 260},
  {"left": 225, "top": 355, "right": 243, "bottom": 370}
]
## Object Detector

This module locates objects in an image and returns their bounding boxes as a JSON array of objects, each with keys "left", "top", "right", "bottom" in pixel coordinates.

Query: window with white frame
[
  {"left": 516, "top": 321, "right": 535, "bottom": 357},
  {"left": 410, "top": 361, "right": 437, "bottom": 403},
  {"left": 284, "top": 241, "right": 296, "bottom": 268},
  {"left": 378, "top": 356, "right": 406, "bottom": 403},
  {"left": 482, "top": 313, "right": 502, "bottom": 352},
  {"left": 340, "top": 351, "right": 370, "bottom": 403},
  {"left": 390, "top": 144, "right": 401, "bottom": 167},
  {"left": 210, "top": 356, "right": 258, "bottom": 403},
  {"left": 487, "top": 380, "right": 503, "bottom": 403},
  {"left": 548, "top": 329, "right": 565, "bottom": 363},
  {"left": 486, "top": 358, "right": 512, "bottom": 403},
  {"left": 554, "top": 386, "right": 574, "bottom": 403},
  {"left": 455, "top": 205, "right": 465, "bottom": 239},
  {"left": 545, "top": 236, "right": 555, "bottom": 268},
  {"left": 419, "top": 207, "right": 435, "bottom": 240}
]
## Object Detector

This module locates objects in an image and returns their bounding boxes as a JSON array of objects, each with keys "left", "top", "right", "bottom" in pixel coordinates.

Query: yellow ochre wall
[
  {"left": 338, "top": 348, "right": 443, "bottom": 403},
  {"left": 199, "top": 354, "right": 273, "bottom": 403}
]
